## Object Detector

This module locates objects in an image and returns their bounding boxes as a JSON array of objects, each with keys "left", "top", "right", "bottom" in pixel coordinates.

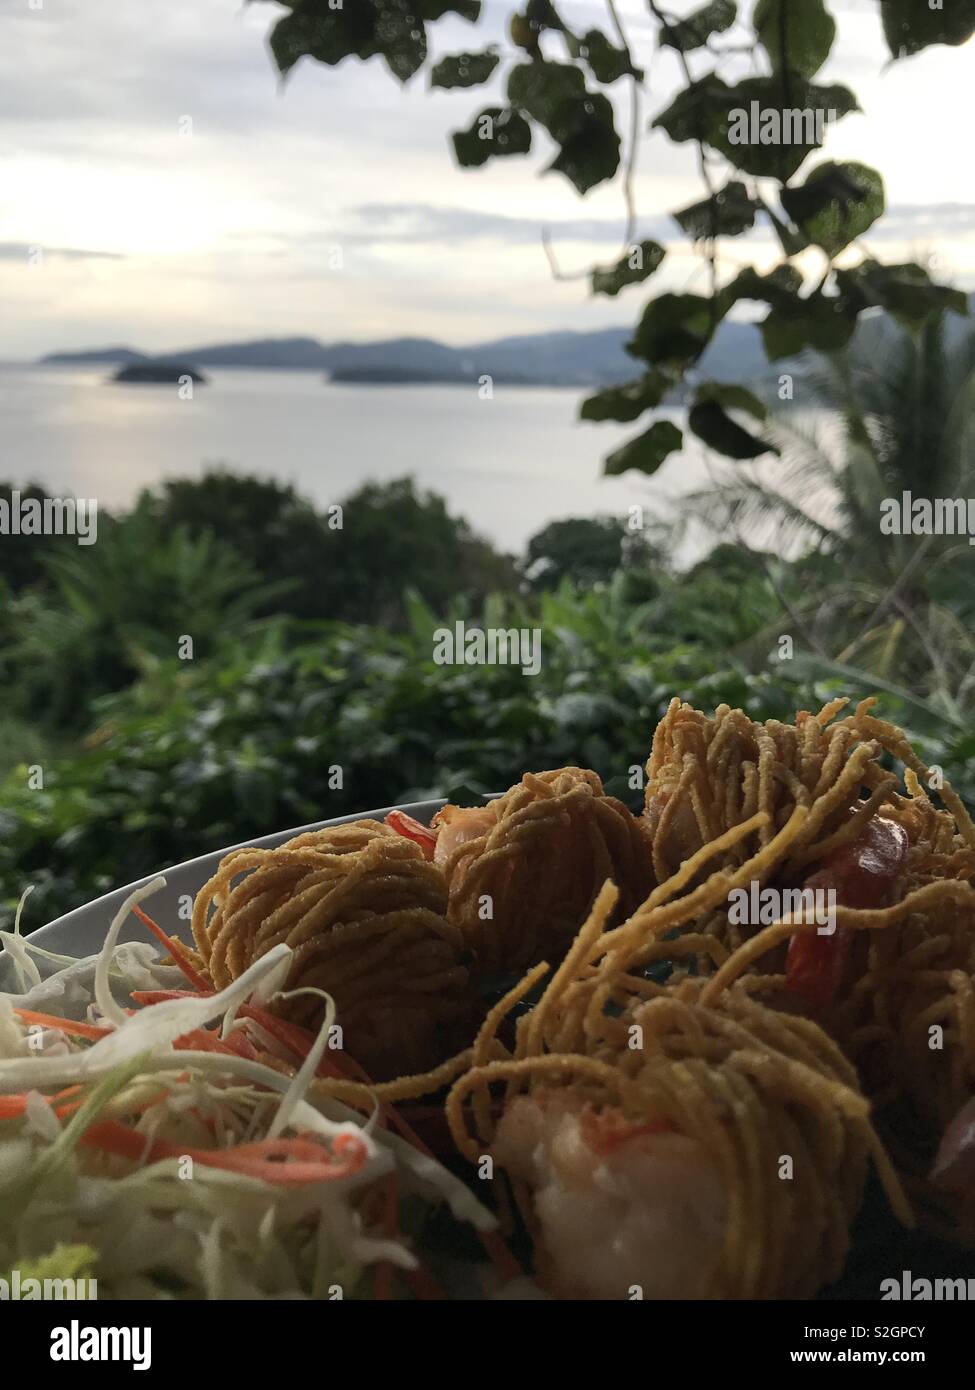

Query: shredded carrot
[
  {"left": 172, "top": 1028, "right": 241, "bottom": 1058},
  {"left": 79, "top": 1120, "right": 369, "bottom": 1185},
  {"left": 385, "top": 810, "right": 437, "bottom": 861},
  {"left": 12, "top": 1008, "right": 111, "bottom": 1041},
  {"left": 336, "top": 1053, "right": 524, "bottom": 1286},
  {"left": 237, "top": 1005, "right": 346, "bottom": 1080},
  {"left": 130, "top": 989, "right": 210, "bottom": 1005},
  {"left": 219, "top": 1027, "right": 260, "bottom": 1061},
  {"left": 132, "top": 906, "right": 211, "bottom": 992},
  {"left": 0, "top": 1084, "right": 84, "bottom": 1121}
]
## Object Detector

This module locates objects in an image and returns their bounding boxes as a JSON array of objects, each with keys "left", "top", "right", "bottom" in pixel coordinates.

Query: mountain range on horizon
[
  {"left": 38, "top": 321, "right": 770, "bottom": 388},
  {"left": 36, "top": 297, "right": 973, "bottom": 389}
]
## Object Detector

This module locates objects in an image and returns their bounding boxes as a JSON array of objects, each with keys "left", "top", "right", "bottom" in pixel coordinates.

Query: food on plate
[
  {"left": 3, "top": 693, "right": 975, "bottom": 1297},
  {"left": 388, "top": 767, "right": 653, "bottom": 976},
  {"left": 190, "top": 820, "right": 472, "bottom": 1080},
  {"left": 446, "top": 882, "right": 910, "bottom": 1299},
  {"left": 0, "top": 882, "right": 499, "bottom": 1299},
  {"left": 640, "top": 699, "right": 975, "bottom": 1186}
]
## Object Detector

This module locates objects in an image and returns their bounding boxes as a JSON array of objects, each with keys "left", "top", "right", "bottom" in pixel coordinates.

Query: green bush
[
  {"left": 148, "top": 471, "right": 520, "bottom": 628},
  {"left": 2, "top": 582, "right": 810, "bottom": 931}
]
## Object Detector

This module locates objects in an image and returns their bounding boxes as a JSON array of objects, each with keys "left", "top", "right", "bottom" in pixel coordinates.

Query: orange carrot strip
[
  {"left": 172, "top": 1028, "right": 241, "bottom": 1057},
  {"left": 132, "top": 906, "right": 211, "bottom": 993},
  {"left": 339, "top": 1053, "right": 524, "bottom": 1286},
  {"left": 12, "top": 1008, "right": 111, "bottom": 1041},
  {"left": 79, "top": 1119, "right": 369, "bottom": 1185},
  {"left": 237, "top": 1005, "right": 346, "bottom": 1080},
  {"left": 385, "top": 811, "right": 437, "bottom": 861}
]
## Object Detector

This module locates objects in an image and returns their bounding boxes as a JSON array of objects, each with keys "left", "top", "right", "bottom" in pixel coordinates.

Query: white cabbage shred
[{"left": 0, "top": 878, "right": 496, "bottom": 1299}]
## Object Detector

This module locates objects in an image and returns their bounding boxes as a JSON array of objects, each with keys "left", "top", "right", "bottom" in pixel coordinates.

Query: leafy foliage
[
  {"left": 0, "top": 475, "right": 518, "bottom": 733},
  {"left": 8, "top": 541, "right": 975, "bottom": 929},
  {"left": 0, "top": 483, "right": 96, "bottom": 595},
  {"left": 754, "top": 0, "right": 836, "bottom": 78},
  {"left": 579, "top": 371, "right": 672, "bottom": 423},
  {"left": 507, "top": 60, "right": 619, "bottom": 192},
  {"left": 880, "top": 0, "right": 975, "bottom": 59},
  {"left": 0, "top": 586, "right": 802, "bottom": 930},
  {"left": 452, "top": 107, "right": 531, "bottom": 166},
  {"left": 603, "top": 420, "right": 684, "bottom": 477},
  {"left": 781, "top": 162, "right": 885, "bottom": 257},
  {"left": 259, "top": 0, "right": 970, "bottom": 471},
  {"left": 684, "top": 311, "right": 975, "bottom": 713},
  {"left": 521, "top": 517, "right": 657, "bottom": 591},
  {"left": 688, "top": 384, "right": 775, "bottom": 460},
  {"left": 659, "top": 0, "right": 737, "bottom": 53},
  {"left": 430, "top": 49, "right": 499, "bottom": 88},
  {"left": 591, "top": 240, "right": 665, "bottom": 297},
  {"left": 673, "top": 182, "right": 759, "bottom": 240}
]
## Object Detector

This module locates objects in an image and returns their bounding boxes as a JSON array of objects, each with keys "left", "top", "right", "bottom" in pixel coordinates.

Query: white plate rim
[{"left": 9, "top": 800, "right": 447, "bottom": 958}]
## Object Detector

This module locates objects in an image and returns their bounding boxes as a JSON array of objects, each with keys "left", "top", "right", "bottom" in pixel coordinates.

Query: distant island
[
  {"left": 42, "top": 324, "right": 773, "bottom": 390},
  {"left": 39, "top": 298, "right": 973, "bottom": 394},
  {"left": 113, "top": 361, "right": 207, "bottom": 385},
  {"left": 329, "top": 365, "right": 539, "bottom": 386}
]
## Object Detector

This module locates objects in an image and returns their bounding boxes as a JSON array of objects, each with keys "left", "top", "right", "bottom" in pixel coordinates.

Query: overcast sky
[{"left": 1, "top": 0, "right": 973, "bottom": 358}]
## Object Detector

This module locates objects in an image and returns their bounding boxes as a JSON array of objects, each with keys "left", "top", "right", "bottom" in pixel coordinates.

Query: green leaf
[
  {"left": 781, "top": 161, "right": 884, "bottom": 256},
  {"left": 880, "top": 0, "right": 975, "bottom": 59},
  {"left": 754, "top": 0, "right": 836, "bottom": 79},
  {"left": 761, "top": 291, "right": 857, "bottom": 360},
  {"left": 525, "top": 0, "right": 574, "bottom": 35},
  {"left": 418, "top": 0, "right": 480, "bottom": 20},
  {"left": 688, "top": 396, "right": 776, "bottom": 460},
  {"left": 548, "top": 91, "right": 621, "bottom": 194},
  {"left": 760, "top": 198, "right": 810, "bottom": 256},
  {"left": 507, "top": 59, "right": 586, "bottom": 127},
  {"left": 580, "top": 29, "right": 637, "bottom": 83},
  {"left": 655, "top": 75, "right": 859, "bottom": 181},
  {"left": 604, "top": 421, "right": 684, "bottom": 477},
  {"left": 835, "top": 260, "right": 970, "bottom": 328},
  {"left": 694, "top": 382, "right": 768, "bottom": 420},
  {"left": 507, "top": 60, "right": 620, "bottom": 193},
  {"left": 723, "top": 77, "right": 859, "bottom": 179},
  {"left": 269, "top": 0, "right": 428, "bottom": 84},
  {"left": 270, "top": 2, "right": 380, "bottom": 75},
  {"left": 652, "top": 74, "right": 734, "bottom": 145},
  {"left": 719, "top": 264, "right": 803, "bottom": 314},
  {"left": 431, "top": 50, "right": 499, "bottom": 89},
  {"left": 591, "top": 240, "right": 665, "bottom": 297},
  {"left": 452, "top": 107, "right": 532, "bottom": 167},
  {"left": 628, "top": 293, "right": 720, "bottom": 368},
  {"left": 375, "top": 2, "right": 429, "bottom": 82},
  {"left": 580, "top": 370, "right": 671, "bottom": 423},
  {"left": 673, "top": 181, "right": 758, "bottom": 240},
  {"left": 659, "top": 0, "right": 737, "bottom": 53}
]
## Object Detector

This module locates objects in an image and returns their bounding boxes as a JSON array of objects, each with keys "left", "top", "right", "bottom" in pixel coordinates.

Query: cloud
[
  {"left": 0, "top": 242, "right": 124, "bottom": 261},
  {"left": 338, "top": 202, "right": 675, "bottom": 247},
  {"left": 877, "top": 203, "right": 975, "bottom": 236}
]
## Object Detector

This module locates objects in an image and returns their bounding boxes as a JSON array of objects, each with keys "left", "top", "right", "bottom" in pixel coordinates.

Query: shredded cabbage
[{"left": 0, "top": 878, "right": 499, "bottom": 1300}]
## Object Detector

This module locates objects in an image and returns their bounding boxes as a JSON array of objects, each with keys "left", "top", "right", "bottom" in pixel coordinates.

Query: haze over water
[{"left": 1, "top": 364, "right": 725, "bottom": 557}]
